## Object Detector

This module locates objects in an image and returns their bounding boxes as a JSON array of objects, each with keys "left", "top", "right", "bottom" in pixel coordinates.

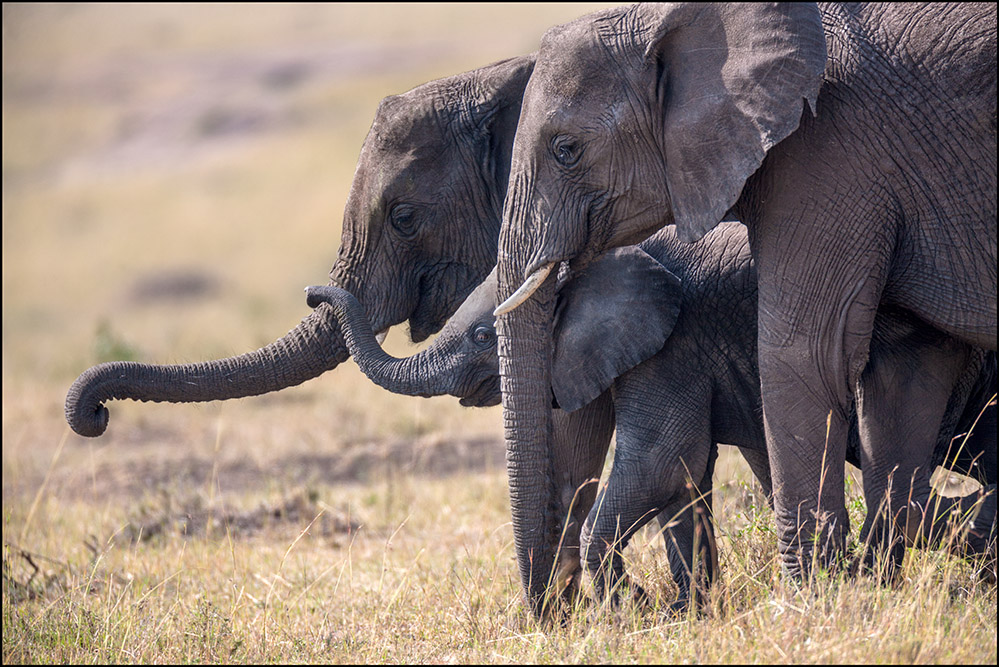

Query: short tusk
[
  {"left": 493, "top": 262, "right": 555, "bottom": 316},
  {"left": 375, "top": 328, "right": 389, "bottom": 345}
]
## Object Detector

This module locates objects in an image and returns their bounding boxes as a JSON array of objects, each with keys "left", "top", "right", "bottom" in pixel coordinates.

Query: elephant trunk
[
  {"left": 305, "top": 286, "right": 462, "bottom": 398},
  {"left": 65, "top": 294, "right": 347, "bottom": 437},
  {"left": 495, "top": 210, "right": 563, "bottom": 618}
]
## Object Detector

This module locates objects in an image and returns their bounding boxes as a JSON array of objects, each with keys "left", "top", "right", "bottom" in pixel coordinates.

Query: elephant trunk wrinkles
[
  {"left": 306, "top": 286, "right": 461, "bottom": 397},
  {"left": 65, "top": 294, "right": 347, "bottom": 437},
  {"left": 497, "top": 256, "right": 561, "bottom": 618}
]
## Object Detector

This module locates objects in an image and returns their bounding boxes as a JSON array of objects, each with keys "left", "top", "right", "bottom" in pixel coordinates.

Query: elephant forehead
[
  {"left": 445, "top": 269, "right": 499, "bottom": 331},
  {"left": 534, "top": 19, "right": 623, "bottom": 103},
  {"left": 356, "top": 141, "right": 451, "bottom": 204},
  {"left": 369, "top": 92, "right": 441, "bottom": 152}
]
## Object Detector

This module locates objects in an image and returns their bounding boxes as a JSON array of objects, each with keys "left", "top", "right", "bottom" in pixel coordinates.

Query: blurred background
[{"left": 3, "top": 3, "right": 635, "bottom": 507}]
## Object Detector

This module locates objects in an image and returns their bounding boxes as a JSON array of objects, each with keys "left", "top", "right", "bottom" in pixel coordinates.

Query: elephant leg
[
  {"left": 549, "top": 390, "right": 615, "bottom": 606},
  {"left": 751, "top": 210, "right": 889, "bottom": 579},
  {"left": 855, "top": 319, "right": 982, "bottom": 578},
  {"left": 757, "top": 325, "right": 865, "bottom": 578},
  {"left": 581, "top": 374, "right": 713, "bottom": 608},
  {"left": 581, "top": 478, "right": 653, "bottom": 608},
  {"left": 911, "top": 485, "right": 997, "bottom": 558},
  {"left": 655, "top": 442, "right": 719, "bottom": 613},
  {"left": 925, "top": 344, "right": 997, "bottom": 486}
]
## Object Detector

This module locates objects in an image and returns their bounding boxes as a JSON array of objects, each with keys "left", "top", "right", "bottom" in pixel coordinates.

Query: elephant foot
[
  {"left": 778, "top": 510, "right": 851, "bottom": 584},
  {"left": 848, "top": 523, "right": 907, "bottom": 585},
  {"left": 585, "top": 575, "right": 651, "bottom": 624},
  {"left": 591, "top": 569, "right": 648, "bottom": 608},
  {"left": 624, "top": 578, "right": 651, "bottom": 609}
]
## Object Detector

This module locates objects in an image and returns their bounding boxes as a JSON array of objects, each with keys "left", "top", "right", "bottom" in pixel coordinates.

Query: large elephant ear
[
  {"left": 641, "top": 2, "right": 827, "bottom": 242},
  {"left": 552, "top": 247, "right": 682, "bottom": 412},
  {"left": 467, "top": 54, "right": 536, "bottom": 197}
]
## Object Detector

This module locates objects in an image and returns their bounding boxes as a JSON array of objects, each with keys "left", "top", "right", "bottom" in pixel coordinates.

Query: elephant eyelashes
[
  {"left": 551, "top": 134, "right": 581, "bottom": 168},
  {"left": 389, "top": 203, "right": 419, "bottom": 238}
]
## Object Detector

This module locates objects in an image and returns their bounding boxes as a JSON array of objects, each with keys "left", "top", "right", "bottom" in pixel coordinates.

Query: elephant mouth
[{"left": 459, "top": 375, "right": 501, "bottom": 408}]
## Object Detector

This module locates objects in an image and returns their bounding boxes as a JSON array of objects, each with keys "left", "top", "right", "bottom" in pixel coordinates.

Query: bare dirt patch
[
  {"left": 48, "top": 433, "right": 506, "bottom": 503},
  {"left": 117, "top": 487, "right": 361, "bottom": 545}
]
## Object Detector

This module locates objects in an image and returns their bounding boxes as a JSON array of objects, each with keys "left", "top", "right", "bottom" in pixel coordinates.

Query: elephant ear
[
  {"left": 469, "top": 55, "right": 536, "bottom": 200},
  {"left": 641, "top": 3, "right": 827, "bottom": 242},
  {"left": 552, "top": 247, "right": 682, "bottom": 412}
]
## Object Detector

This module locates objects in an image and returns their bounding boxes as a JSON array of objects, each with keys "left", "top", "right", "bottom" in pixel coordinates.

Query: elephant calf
[{"left": 307, "top": 221, "right": 997, "bottom": 610}]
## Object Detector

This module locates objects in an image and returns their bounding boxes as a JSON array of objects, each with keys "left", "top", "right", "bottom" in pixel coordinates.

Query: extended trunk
[{"left": 66, "top": 299, "right": 347, "bottom": 437}]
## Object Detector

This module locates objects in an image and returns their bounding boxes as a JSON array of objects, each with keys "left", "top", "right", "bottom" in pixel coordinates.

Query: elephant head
[
  {"left": 330, "top": 55, "right": 535, "bottom": 343},
  {"left": 305, "top": 246, "right": 682, "bottom": 414},
  {"left": 66, "top": 55, "right": 535, "bottom": 437},
  {"left": 493, "top": 3, "right": 826, "bottom": 614}
]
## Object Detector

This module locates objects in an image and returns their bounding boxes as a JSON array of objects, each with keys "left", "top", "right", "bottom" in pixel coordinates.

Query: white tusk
[
  {"left": 375, "top": 328, "right": 389, "bottom": 345},
  {"left": 493, "top": 262, "right": 555, "bottom": 316}
]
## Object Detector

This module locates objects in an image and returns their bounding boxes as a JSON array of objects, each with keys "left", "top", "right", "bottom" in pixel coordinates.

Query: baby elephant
[{"left": 308, "top": 222, "right": 997, "bottom": 608}]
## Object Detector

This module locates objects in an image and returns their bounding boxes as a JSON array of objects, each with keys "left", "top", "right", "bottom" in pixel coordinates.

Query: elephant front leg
[
  {"left": 910, "top": 485, "right": 997, "bottom": 558},
  {"left": 753, "top": 242, "right": 885, "bottom": 579},
  {"left": 758, "top": 341, "right": 856, "bottom": 578},
  {"left": 580, "top": 406, "right": 714, "bottom": 611},
  {"left": 941, "top": 398, "right": 997, "bottom": 487},
  {"left": 579, "top": 472, "right": 657, "bottom": 609}
]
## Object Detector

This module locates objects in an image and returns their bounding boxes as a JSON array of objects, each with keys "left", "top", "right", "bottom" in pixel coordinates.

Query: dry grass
[{"left": 3, "top": 4, "right": 995, "bottom": 663}]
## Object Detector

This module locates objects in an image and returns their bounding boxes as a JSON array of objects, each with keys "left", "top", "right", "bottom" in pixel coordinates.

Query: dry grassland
[{"left": 3, "top": 4, "right": 995, "bottom": 663}]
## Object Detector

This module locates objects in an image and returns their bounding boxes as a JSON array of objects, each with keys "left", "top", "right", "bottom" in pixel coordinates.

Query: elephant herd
[{"left": 66, "top": 3, "right": 996, "bottom": 619}]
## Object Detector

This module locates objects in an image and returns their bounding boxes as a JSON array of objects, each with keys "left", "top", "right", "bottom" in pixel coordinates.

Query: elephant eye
[
  {"left": 472, "top": 326, "right": 494, "bottom": 346},
  {"left": 551, "top": 134, "right": 581, "bottom": 167},
  {"left": 389, "top": 203, "right": 419, "bottom": 238}
]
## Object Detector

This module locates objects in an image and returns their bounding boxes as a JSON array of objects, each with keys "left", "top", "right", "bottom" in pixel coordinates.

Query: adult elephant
[
  {"left": 65, "top": 55, "right": 535, "bottom": 437},
  {"left": 492, "top": 2, "right": 996, "bottom": 613}
]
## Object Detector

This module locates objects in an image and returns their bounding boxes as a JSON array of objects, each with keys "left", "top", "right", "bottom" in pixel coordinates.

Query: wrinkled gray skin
[
  {"left": 307, "top": 222, "right": 997, "bottom": 611},
  {"left": 65, "top": 55, "right": 535, "bottom": 437},
  {"left": 493, "top": 2, "right": 997, "bottom": 607}
]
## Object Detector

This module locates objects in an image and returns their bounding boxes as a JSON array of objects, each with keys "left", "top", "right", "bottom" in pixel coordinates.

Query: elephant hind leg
[{"left": 855, "top": 314, "right": 980, "bottom": 579}]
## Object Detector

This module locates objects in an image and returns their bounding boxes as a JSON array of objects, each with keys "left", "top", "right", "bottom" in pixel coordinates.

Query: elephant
[
  {"left": 488, "top": 2, "right": 996, "bottom": 610},
  {"left": 63, "top": 50, "right": 626, "bottom": 611},
  {"left": 305, "top": 221, "right": 997, "bottom": 611},
  {"left": 64, "top": 54, "right": 537, "bottom": 437}
]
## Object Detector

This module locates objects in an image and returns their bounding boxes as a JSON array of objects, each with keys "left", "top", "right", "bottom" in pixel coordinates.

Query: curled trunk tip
[{"left": 65, "top": 365, "right": 114, "bottom": 437}]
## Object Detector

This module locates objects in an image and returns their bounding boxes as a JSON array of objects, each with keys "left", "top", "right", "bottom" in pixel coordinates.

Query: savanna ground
[{"left": 2, "top": 4, "right": 995, "bottom": 663}]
